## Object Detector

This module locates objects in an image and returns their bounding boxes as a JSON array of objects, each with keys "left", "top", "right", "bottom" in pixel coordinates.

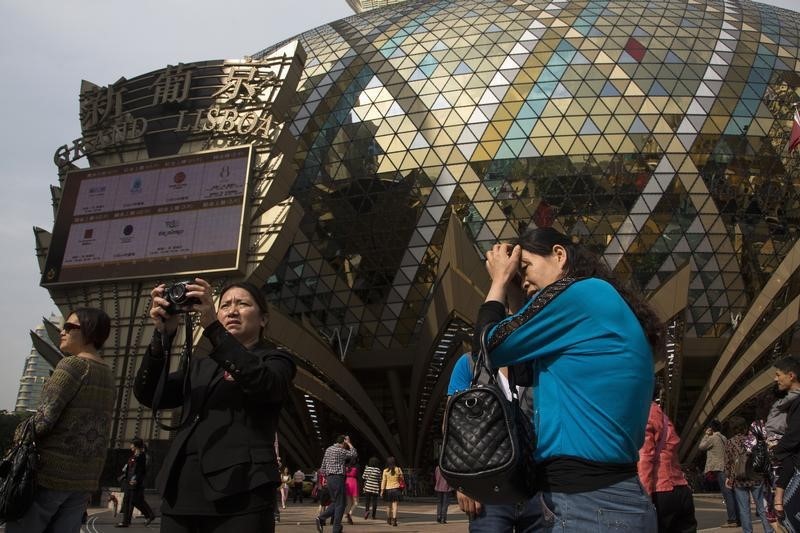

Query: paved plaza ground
[{"left": 0, "top": 492, "right": 771, "bottom": 532}]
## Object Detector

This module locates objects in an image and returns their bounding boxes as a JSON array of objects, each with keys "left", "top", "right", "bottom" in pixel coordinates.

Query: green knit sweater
[{"left": 28, "top": 355, "right": 115, "bottom": 492}]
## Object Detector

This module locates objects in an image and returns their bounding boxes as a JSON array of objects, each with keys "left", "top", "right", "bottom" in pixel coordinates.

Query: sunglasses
[{"left": 62, "top": 322, "right": 81, "bottom": 332}]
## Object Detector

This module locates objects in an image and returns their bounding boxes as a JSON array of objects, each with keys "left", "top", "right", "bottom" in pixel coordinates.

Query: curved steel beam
[
  {"left": 684, "top": 368, "right": 774, "bottom": 463},
  {"left": 408, "top": 215, "right": 489, "bottom": 460},
  {"left": 294, "top": 368, "right": 391, "bottom": 460},
  {"left": 278, "top": 415, "right": 315, "bottom": 468},
  {"left": 680, "top": 237, "right": 800, "bottom": 451},
  {"left": 266, "top": 305, "right": 403, "bottom": 462},
  {"left": 412, "top": 353, "right": 462, "bottom": 467},
  {"left": 680, "top": 294, "right": 800, "bottom": 459}
]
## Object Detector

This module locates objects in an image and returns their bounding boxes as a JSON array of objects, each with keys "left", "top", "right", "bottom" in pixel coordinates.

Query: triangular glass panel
[
  {"left": 648, "top": 81, "right": 668, "bottom": 96},
  {"left": 454, "top": 61, "right": 472, "bottom": 75},
  {"left": 600, "top": 81, "right": 621, "bottom": 97},
  {"left": 579, "top": 118, "right": 601, "bottom": 135},
  {"left": 629, "top": 117, "right": 649, "bottom": 134}
]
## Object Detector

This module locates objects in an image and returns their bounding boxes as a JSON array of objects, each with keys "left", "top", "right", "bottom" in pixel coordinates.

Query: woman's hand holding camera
[
  {"left": 150, "top": 284, "right": 180, "bottom": 335},
  {"left": 188, "top": 278, "right": 218, "bottom": 328},
  {"left": 150, "top": 278, "right": 218, "bottom": 332}
]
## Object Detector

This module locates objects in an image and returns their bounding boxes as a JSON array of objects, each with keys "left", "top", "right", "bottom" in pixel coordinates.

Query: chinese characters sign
[{"left": 55, "top": 41, "right": 302, "bottom": 167}]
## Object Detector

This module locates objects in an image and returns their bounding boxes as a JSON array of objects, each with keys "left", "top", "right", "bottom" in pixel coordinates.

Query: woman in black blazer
[
  {"left": 134, "top": 279, "right": 296, "bottom": 533},
  {"left": 116, "top": 437, "right": 156, "bottom": 527}
]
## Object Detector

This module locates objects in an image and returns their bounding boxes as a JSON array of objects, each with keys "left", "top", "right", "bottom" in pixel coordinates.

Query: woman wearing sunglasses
[{"left": 6, "top": 308, "right": 115, "bottom": 533}]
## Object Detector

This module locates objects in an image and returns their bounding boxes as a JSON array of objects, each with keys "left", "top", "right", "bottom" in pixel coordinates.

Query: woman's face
[
  {"left": 519, "top": 246, "right": 567, "bottom": 296},
  {"left": 59, "top": 313, "right": 84, "bottom": 354},
  {"left": 217, "top": 287, "right": 266, "bottom": 345}
]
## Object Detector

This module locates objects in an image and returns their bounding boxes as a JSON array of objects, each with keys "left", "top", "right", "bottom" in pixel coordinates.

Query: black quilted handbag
[
  {"left": 0, "top": 417, "right": 38, "bottom": 521},
  {"left": 439, "top": 327, "right": 536, "bottom": 505}
]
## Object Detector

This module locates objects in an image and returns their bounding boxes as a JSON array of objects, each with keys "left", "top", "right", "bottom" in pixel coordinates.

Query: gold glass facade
[{"left": 250, "top": 0, "right": 800, "bottom": 462}]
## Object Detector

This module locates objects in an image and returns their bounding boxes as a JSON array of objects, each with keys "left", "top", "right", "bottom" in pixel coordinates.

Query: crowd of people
[{"left": 7, "top": 227, "right": 800, "bottom": 533}]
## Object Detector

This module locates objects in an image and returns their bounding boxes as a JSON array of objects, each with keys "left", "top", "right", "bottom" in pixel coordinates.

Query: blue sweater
[
  {"left": 487, "top": 277, "right": 653, "bottom": 464},
  {"left": 447, "top": 354, "right": 473, "bottom": 396}
]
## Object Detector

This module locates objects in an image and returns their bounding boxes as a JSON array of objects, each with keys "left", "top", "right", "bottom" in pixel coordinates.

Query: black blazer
[
  {"left": 125, "top": 452, "right": 148, "bottom": 486},
  {"left": 134, "top": 321, "right": 296, "bottom": 502}
]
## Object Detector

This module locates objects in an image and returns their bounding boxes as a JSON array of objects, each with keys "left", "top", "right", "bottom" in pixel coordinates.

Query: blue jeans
[
  {"left": 734, "top": 482, "right": 774, "bottom": 533},
  {"left": 469, "top": 497, "right": 540, "bottom": 532},
  {"left": 716, "top": 470, "right": 740, "bottom": 523},
  {"left": 538, "top": 477, "right": 657, "bottom": 532},
  {"left": 318, "top": 474, "right": 346, "bottom": 533},
  {"left": 5, "top": 488, "right": 88, "bottom": 533}
]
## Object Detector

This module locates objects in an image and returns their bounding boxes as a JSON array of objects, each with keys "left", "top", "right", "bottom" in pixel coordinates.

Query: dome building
[{"left": 37, "top": 0, "right": 800, "bottom": 468}]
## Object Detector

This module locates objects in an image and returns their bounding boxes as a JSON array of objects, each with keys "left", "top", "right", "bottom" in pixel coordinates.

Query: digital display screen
[{"left": 41, "top": 145, "right": 252, "bottom": 286}]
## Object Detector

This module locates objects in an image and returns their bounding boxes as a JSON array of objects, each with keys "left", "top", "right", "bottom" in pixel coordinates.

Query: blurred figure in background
[
  {"left": 724, "top": 416, "right": 774, "bottom": 533},
  {"left": 292, "top": 468, "right": 306, "bottom": 504},
  {"left": 433, "top": 465, "right": 452, "bottom": 524},
  {"left": 380, "top": 456, "right": 404, "bottom": 527},
  {"left": 344, "top": 462, "right": 359, "bottom": 524},
  {"left": 638, "top": 390, "right": 697, "bottom": 532},
  {"left": 116, "top": 437, "right": 156, "bottom": 528},
  {"left": 362, "top": 457, "right": 382, "bottom": 520},
  {"left": 280, "top": 466, "right": 291, "bottom": 509},
  {"left": 700, "top": 419, "right": 739, "bottom": 528}
]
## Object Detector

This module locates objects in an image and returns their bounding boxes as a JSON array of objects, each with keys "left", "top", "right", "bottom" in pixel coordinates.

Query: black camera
[{"left": 163, "top": 281, "right": 200, "bottom": 314}]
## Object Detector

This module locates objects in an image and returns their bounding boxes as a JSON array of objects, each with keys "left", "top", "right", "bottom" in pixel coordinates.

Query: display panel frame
[{"left": 41, "top": 145, "right": 254, "bottom": 287}]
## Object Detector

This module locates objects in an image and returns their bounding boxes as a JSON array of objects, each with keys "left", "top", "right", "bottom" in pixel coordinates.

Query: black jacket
[
  {"left": 125, "top": 452, "right": 148, "bottom": 487},
  {"left": 134, "top": 321, "right": 296, "bottom": 502}
]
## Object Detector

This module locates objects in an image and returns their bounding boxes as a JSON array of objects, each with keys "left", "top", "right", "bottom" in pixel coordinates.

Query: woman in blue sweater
[{"left": 479, "top": 227, "right": 661, "bottom": 531}]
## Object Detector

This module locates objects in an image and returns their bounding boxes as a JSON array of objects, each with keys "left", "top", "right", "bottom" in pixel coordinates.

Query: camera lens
[{"left": 168, "top": 284, "right": 187, "bottom": 303}]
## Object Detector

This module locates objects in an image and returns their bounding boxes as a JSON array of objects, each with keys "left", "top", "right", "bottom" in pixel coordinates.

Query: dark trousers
[
  {"left": 364, "top": 492, "right": 379, "bottom": 517},
  {"left": 436, "top": 491, "right": 450, "bottom": 521},
  {"left": 161, "top": 506, "right": 275, "bottom": 533},
  {"left": 293, "top": 482, "right": 304, "bottom": 503},
  {"left": 652, "top": 485, "right": 698, "bottom": 533},
  {"left": 318, "top": 474, "right": 346, "bottom": 533},
  {"left": 120, "top": 486, "right": 155, "bottom": 524}
]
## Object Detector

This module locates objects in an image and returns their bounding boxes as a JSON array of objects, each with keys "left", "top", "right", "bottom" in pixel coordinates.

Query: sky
[
  {"left": 0, "top": 0, "right": 797, "bottom": 412},
  {"left": 0, "top": 0, "right": 353, "bottom": 411}
]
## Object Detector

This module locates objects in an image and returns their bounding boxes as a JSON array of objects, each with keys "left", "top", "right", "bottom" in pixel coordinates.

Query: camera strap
[{"left": 152, "top": 318, "right": 193, "bottom": 432}]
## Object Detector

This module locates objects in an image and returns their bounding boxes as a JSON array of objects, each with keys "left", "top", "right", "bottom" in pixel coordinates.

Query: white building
[{"left": 15, "top": 313, "right": 61, "bottom": 413}]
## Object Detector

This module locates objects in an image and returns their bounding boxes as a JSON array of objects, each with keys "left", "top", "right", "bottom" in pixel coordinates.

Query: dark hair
[
  {"left": 368, "top": 456, "right": 380, "bottom": 468},
  {"left": 514, "top": 227, "right": 664, "bottom": 352},
  {"left": 132, "top": 437, "right": 144, "bottom": 449},
  {"left": 335, "top": 434, "right": 347, "bottom": 444},
  {"left": 219, "top": 281, "right": 269, "bottom": 335},
  {"left": 728, "top": 415, "right": 748, "bottom": 436},
  {"left": 708, "top": 419, "right": 722, "bottom": 433},
  {"left": 386, "top": 456, "right": 396, "bottom": 476},
  {"left": 775, "top": 356, "right": 800, "bottom": 378},
  {"left": 69, "top": 307, "right": 111, "bottom": 350}
]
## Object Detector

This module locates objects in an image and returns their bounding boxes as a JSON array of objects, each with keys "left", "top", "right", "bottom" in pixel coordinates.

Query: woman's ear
[{"left": 552, "top": 244, "right": 568, "bottom": 267}]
